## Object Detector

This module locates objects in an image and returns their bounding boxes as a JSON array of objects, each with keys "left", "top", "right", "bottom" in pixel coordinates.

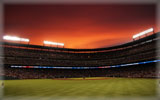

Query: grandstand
[
  {"left": 0, "top": 32, "right": 159, "bottom": 79},
  {"left": 1, "top": 32, "right": 159, "bottom": 100}
]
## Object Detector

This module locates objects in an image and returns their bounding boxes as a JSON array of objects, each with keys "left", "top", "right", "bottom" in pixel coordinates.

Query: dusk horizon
[{"left": 4, "top": 4, "right": 156, "bottom": 49}]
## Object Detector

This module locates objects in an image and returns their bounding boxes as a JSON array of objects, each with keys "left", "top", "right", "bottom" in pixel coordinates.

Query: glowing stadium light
[
  {"left": 3, "top": 35, "right": 29, "bottom": 42},
  {"left": 43, "top": 41, "right": 64, "bottom": 46},
  {"left": 3, "top": 35, "right": 20, "bottom": 41},
  {"left": 20, "top": 38, "right": 29, "bottom": 42},
  {"left": 132, "top": 28, "right": 154, "bottom": 39}
]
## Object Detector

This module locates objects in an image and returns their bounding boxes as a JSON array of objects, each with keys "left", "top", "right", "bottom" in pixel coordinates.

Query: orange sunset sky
[{"left": 4, "top": 4, "right": 156, "bottom": 49}]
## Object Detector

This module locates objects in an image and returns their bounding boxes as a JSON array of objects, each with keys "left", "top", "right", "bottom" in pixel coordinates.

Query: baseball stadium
[
  {"left": 1, "top": 3, "right": 160, "bottom": 100},
  {"left": 0, "top": 30, "right": 160, "bottom": 100}
]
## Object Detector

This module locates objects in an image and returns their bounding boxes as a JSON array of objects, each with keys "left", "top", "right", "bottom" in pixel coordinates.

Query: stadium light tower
[
  {"left": 132, "top": 28, "right": 154, "bottom": 40},
  {"left": 3, "top": 35, "right": 30, "bottom": 44},
  {"left": 43, "top": 40, "right": 64, "bottom": 48}
]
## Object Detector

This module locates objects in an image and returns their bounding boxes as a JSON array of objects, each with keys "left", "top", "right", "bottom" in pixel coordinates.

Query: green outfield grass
[{"left": 3, "top": 78, "right": 159, "bottom": 100}]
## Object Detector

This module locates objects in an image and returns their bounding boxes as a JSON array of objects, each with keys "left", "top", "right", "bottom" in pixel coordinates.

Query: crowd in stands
[
  {"left": 1, "top": 34, "right": 159, "bottom": 79},
  {"left": 3, "top": 40, "right": 157, "bottom": 59},
  {"left": 4, "top": 63, "right": 157, "bottom": 79},
  {"left": 2, "top": 39, "right": 158, "bottom": 67}
]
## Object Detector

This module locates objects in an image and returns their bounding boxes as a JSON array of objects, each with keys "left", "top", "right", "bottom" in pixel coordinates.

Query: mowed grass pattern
[{"left": 3, "top": 78, "right": 158, "bottom": 100}]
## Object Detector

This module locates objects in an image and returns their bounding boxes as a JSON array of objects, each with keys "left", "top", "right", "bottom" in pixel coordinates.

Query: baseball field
[{"left": 2, "top": 77, "right": 159, "bottom": 100}]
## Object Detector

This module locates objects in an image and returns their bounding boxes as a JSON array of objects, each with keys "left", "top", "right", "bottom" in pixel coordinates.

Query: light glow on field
[
  {"left": 44, "top": 41, "right": 64, "bottom": 46},
  {"left": 133, "top": 28, "right": 153, "bottom": 39},
  {"left": 3, "top": 35, "right": 29, "bottom": 42}
]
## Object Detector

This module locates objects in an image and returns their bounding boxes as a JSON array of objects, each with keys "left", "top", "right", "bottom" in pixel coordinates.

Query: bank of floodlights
[
  {"left": 132, "top": 28, "right": 154, "bottom": 40},
  {"left": 43, "top": 40, "right": 64, "bottom": 47},
  {"left": 3, "top": 35, "right": 30, "bottom": 43}
]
